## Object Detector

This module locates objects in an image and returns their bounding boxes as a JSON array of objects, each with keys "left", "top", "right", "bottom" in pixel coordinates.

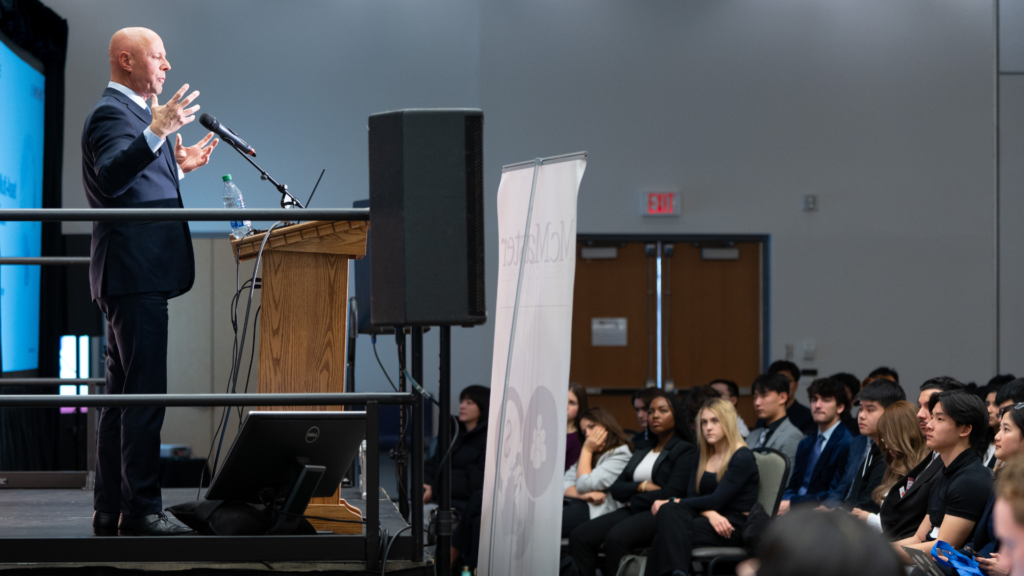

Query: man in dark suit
[
  {"left": 779, "top": 377, "right": 853, "bottom": 514},
  {"left": 824, "top": 379, "right": 906, "bottom": 512},
  {"left": 84, "top": 27, "right": 218, "bottom": 537}
]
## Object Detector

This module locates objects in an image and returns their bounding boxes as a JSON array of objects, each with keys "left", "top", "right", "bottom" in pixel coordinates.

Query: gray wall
[
  {"left": 48, "top": 0, "right": 1022, "bottom": 451},
  {"left": 1000, "top": 0, "right": 1024, "bottom": 378}
]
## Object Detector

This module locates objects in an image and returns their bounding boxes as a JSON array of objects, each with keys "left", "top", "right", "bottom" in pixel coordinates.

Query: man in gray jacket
[{"left": 747, "top": 373, "right": 805, "bottom": 481}]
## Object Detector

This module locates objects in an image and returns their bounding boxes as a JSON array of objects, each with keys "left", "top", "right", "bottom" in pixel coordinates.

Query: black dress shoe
[
  {"left": 118, "top": 512, "right": 195, "bottom": 536},
  {"left": 93, "top": 511, "right": 119, "bottom": 536}
]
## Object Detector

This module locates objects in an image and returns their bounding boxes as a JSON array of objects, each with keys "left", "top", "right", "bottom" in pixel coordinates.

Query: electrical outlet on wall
[
  {"left": 803, "top": 194, "right": 818, "bottom": 212},
  {"left": 784, "top": 344, "right": 794, "bottom": 361}
]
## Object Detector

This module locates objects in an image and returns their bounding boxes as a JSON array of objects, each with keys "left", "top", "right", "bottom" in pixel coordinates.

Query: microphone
[{"left": 199, "top": 113, "right": 256, "bottom": 157}]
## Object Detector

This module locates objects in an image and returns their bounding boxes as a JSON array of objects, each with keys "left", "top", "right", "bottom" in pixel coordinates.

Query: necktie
[
  {"left": 755, "top": 429, "right": 768, "bottom": 449},
  {"left": 797, "top": 434, "right": 825, "bottom": 496}
]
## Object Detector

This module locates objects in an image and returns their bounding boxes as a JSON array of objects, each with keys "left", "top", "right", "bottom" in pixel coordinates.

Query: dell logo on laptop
[{"left": 305, "top": 426, "right": 320, "bottom": 443}]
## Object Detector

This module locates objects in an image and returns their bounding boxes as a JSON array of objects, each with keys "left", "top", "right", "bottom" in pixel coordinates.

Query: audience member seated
[
  {"left": 995, "top": 377, "right": 1024, "bottom": 412},
  {"left": 424, "top": 385, "right": 489, "bottom": 513},
  {"left": 741, "top": 508, "right": 904, "bottom": 576},
  {"left": 866, "top": 366, "right": 900, "bottom": 386},
  {"left": 831, "top": 372, "right": 863, "bottom": 437},
  {"left": 992, "top": 454, "right": 1024, "bottom": 575},
  {"left": 853, "top": 401, "right": 930, "bottom": 540},
  {"left": 982, "top": 376, "right": 1013, "bottom": 468},
  {"left": 709, "top": 379, "right": 750, "bottom": 437},
  {"left": 562, "top": 407, "right": 634, "bottom": 537},
  {"left": 967, "top": 402, "right": 1024, "bottom": 575},
  {"left": 746, "top": 373, "right": 804, "bottom": 476},
  {"left": 682, "top": 386, "right": 721, "bottom": 435},
  {"left": 778, "top": 377, "right": 853, "bottom": 514},
  {"left": 983, "top": 382, "right": 1007, "bottom": 469},
  {"left": 893, "top": 389, "right": 992, "bottom": 565},
  {"left": 566, "top": 382, "right": 589, "bottom": 471},
  {"left": 753, "top": 360, "right": 815, "bottom": 436},
  {"left": 643, "top": 398, "right": 759, "bottom": 576},
  {"left": 568, "top": 391, "right": 697, "bottom": 576},
  {"left": 824, "top": 378, "right": 906, "bottom": 512},
  {"left": 631, "top": 387, "right": 658, "bottom": 450}
]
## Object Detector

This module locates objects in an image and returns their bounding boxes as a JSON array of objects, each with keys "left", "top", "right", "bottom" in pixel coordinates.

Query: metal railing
[
  {"left": 0, "top": 208, "right": 427, "bottom": 568},
  {"left": 0, "top": 208, "right": 369, "bottom": 221},
  {"left": 0, "top": 392, "right": 423, "bottom": 566}
]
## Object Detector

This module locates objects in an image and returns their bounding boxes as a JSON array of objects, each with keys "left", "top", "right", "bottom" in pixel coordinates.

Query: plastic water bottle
[{"left": 222, "top": 174, "right": 252, "bottom": 239}]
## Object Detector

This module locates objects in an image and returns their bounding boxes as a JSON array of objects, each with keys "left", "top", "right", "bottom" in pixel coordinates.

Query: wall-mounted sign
[
  {"left": 640, "top": 191, "right": 679, "bottom": 217},
  {"left": 592, "top": 317, "right": 627, "bottom": 346}
]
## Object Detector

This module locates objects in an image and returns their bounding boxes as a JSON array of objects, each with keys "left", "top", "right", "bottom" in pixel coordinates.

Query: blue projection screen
[{"left": 0, "top": 32, "right": 44, "bottom": 373}]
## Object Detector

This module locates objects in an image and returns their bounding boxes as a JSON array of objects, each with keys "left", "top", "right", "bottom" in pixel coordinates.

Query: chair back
[{"left": 753, "top": 448, "right": 790, "bottom": 517}]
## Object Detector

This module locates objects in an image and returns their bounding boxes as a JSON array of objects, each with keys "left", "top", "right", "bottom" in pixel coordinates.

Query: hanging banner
[{"left": 478, "top": 153, "right": 586, "bottom": 576}]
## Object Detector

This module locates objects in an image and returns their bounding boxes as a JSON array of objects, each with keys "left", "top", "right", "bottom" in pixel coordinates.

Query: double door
[{"left": 569, "top": 237, "right": 766, "bottom": 431}]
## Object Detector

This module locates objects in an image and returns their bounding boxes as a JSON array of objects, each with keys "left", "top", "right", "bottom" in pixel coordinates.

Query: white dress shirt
[{"left": 107, "top": 81, "right": 185, "bottom": 180}]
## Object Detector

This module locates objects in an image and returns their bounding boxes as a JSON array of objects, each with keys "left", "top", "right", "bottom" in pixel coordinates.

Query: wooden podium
[{"left": 230, "top": 219, "right": 368, "bottom": 533}]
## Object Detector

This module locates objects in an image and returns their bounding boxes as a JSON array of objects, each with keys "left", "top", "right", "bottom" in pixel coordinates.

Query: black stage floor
[{"left": 0, "top": 487, "right": 430, "bottom": 574}]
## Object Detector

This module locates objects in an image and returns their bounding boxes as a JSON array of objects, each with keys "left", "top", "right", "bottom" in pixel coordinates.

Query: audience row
[{"left": 421, "top": 364, "right": 1024, "bottom": 576}]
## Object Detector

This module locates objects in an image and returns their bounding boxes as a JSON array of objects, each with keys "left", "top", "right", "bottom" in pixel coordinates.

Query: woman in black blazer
[
  {"left": 644, "top": 398, "right": 760, "bottom": 576},
  {"left": 568, "top": 391, "right": 697, "bottom": 576}
]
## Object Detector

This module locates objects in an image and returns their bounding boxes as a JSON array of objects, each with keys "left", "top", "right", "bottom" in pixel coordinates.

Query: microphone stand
[{"left": 228, "top": 142, "right": 304, "bottom": 209}]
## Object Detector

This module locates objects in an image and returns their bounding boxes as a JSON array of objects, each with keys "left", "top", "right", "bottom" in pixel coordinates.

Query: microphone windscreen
[{"left": 199, "top": 113, "right": 218, "bottom": 130}]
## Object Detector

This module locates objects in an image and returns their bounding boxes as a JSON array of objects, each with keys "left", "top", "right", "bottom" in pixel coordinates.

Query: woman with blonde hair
[
  {"left": 850, "top": 400, "right": 930, "bottom": 539},
  {"left": 643, "top": 397, "right": 760, "bottom": 576}
]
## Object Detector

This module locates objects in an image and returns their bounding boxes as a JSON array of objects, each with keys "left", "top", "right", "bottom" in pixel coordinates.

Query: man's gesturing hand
[
  {"left": 175, "top": 133, "right": 219, "bottom": 174},
  {"left": 150, "top": 84, "right": 200, "bottom": 139}
]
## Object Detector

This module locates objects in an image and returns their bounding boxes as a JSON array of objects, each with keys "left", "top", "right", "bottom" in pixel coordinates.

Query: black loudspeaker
[
  {"left": 368, "top": 109, "right": 486, "bottom": 327},
  {"left": 352, "top": 199, "right": 394, "bottom": 335}
]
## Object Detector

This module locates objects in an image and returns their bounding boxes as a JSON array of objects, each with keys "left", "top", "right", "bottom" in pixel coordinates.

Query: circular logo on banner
[
  {"left": 522, "top": 386, "right": 559, "bottom": 498},
  {"left": 305, "top": 426, "right": 320, "bottom": 443}
]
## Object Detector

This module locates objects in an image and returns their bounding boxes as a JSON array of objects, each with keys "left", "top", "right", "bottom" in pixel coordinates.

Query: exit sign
[{"left": 640, "top": 191, "right": 680, "bottom": 217}]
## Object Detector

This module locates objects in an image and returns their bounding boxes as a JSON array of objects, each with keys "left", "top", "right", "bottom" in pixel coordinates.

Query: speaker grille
[{"left": 465, "top": 114, "right": 485, "bottom": 318}]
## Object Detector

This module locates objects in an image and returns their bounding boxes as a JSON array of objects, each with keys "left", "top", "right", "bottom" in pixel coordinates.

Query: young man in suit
[
  {"left": 823, "top": 378, "right": 906, "bottom": 512},
  {"left": 84, "top": 27, "right": 218, "bottom": 537},
  {"left": 753, "top": 360, "right": 816, "bottom": 436},
  {"left": 747, "top": 373, "right": 804, "bottom": 478},
  {"left": 778, "top": 377, "right": 853, "bottom": 515}
]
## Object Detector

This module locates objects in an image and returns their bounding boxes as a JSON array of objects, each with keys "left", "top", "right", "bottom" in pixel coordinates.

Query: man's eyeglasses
[{"left": 997, "top": 402, "right": 1024, "bottom": 419}]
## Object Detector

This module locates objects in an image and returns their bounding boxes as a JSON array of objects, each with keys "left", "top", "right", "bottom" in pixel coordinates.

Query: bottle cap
[{"left": 222, "top": 174, "right": 232, "bottom": 182}]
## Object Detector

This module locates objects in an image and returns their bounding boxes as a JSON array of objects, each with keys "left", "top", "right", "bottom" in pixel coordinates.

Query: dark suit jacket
[
  {"left": 82, "top": 87, "right": 194, "bottom": 300},
  {"left": 609, "top": 434, "right": 697, "bottom": 511},
  {"left": 879, "top": 454, "right": 941, "bottom": 541},
  {"left": 968, "top": 493, "right": 998, "bottom": 556},
  {"left": 827, "top": 436, "right": 887, "bottom": 512},
  {"left": 783, "top": 422, "right": 852, "bottom": 504}
]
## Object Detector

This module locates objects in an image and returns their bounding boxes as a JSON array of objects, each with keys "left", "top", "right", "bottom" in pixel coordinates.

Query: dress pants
[
  {"left": 569, "top": 507, "right": 659, "bottom": 576},
  {"left": 644, "top": 503, "right": 745, "bottom": 576},
  {"left": 94, "top": 292, "right": 170, "bottom": 517},
  {"left": 452, "top": 490, "right": 485, "bottom": 569},
  {"left": 562, "top": 498, "right": 592, "bottom": 538}
]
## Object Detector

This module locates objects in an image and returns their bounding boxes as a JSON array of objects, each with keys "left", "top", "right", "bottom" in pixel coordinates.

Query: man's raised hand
[
  {"left": 150, "top": 84, "right": 200, "bottom": 139},
  {"left": 175, "top": 133, "right": 219, "bottom": 174}
]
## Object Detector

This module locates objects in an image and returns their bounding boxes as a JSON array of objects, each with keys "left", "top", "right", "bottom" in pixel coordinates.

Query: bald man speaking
[{"left": 82, "top": 28, "right": 218, "bottom": 537}]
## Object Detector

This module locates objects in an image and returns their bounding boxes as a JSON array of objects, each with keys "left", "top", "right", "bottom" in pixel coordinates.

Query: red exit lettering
[{"left": 647, "top": 192, "right": 675, "bottom": 215}]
